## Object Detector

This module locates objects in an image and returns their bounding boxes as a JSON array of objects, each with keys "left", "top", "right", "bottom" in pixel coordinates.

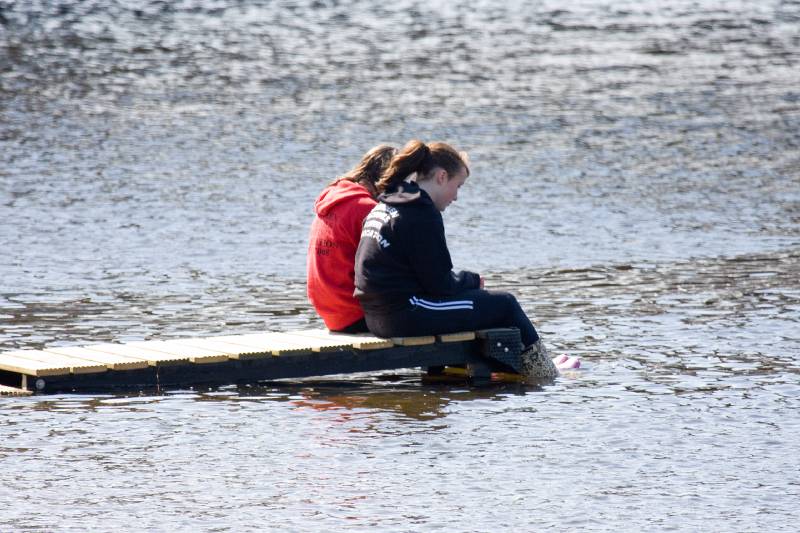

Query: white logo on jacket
[{"left": 361, "top": 204, "right": 398, "bottom": 249}]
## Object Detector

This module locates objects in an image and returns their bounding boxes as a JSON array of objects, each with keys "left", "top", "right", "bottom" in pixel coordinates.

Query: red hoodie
[{"left": 307, "top": 180, "right": 377, "bottom": 330}]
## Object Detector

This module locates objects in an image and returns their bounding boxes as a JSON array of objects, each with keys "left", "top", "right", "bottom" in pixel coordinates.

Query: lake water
[{"left": 1, "top": 0, "right": 799, "bottom": 530}]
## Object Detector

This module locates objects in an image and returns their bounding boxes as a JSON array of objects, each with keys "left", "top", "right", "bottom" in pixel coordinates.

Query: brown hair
[
  {"left": 376, "top": 140, "right": 469, "bottom": 193},
  {"left": 330, "top": 144, "right": 397, "bottom": 189}
]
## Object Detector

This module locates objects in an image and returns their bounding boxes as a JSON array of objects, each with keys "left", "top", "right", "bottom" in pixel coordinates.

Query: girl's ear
[{"left": 436, "top": 168, "right": 448, "bottom": 185}]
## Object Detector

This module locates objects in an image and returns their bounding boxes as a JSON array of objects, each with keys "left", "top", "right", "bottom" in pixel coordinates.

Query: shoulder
[
  {"left": 336, "top": 193, "right": 376, "bottom": 210},
  {"left": 355, "top": 195, "right": 378, "bottom": 209},
  {"left": 351, "top": 196, "right": 377, "bottom": 222},
  {"left": 392, "top": 203, "right": 441, "bottom": 237},
  {"left": 410, "top": 201, "right": 442, "bottom": 224}
]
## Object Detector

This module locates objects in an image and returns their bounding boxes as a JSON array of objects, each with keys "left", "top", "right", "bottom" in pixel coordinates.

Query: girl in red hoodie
[{"left": 307, "top": 145, "right": 397, "bottom": 333}]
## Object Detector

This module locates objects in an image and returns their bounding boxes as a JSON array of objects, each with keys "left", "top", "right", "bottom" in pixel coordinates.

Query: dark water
[{"left": 1, "top": 1, "right": 799, "bottom": 530}]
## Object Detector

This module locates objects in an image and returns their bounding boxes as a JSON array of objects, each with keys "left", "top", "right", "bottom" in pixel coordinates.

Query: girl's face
[{"left": 431, "top": 166, "right": 468, "bottom": 212}]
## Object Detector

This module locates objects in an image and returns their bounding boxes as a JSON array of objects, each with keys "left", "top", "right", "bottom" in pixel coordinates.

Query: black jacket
[{"left": 354, "top": 181, "right": 480, "bottom": 313}]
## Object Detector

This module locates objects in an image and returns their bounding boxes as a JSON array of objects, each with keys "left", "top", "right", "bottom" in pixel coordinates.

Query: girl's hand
[{"left": 479, "top": 276, "right": 485, "bottom": 289}]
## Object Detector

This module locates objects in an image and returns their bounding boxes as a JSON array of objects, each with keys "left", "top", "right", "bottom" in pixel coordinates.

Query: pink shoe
[{"left": 554, "top": 355, "right": 581, "bottom": 370}]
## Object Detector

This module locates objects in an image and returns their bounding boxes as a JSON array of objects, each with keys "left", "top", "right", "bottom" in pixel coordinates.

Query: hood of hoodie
[
  {"left": 314, "top": 179, "right": 374, "bottom": 216},
  {"left": 378, "top": 180, "right": 433, "bottom": 206}
]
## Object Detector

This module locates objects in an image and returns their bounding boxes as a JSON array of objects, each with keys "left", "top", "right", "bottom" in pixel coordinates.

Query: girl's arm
[{"left": 409, "top": 211, "right": 480, "bottom": 296}]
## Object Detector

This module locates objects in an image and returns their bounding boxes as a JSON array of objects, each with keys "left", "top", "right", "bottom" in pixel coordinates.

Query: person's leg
[
  {"left": 520, "top": 339, "right": 558, "bottom": 378},
  {"left": 409, "top": 290, "right": 540, "bottom": 347},
  {"left": 364, "top": 289, "right": 540, "bottom": 347},
  {"left": 363, "top": 292, "right": 565, "bottom": 379},
  {"left": 331, "top": 317, "right": 369, "bottom": 334}
]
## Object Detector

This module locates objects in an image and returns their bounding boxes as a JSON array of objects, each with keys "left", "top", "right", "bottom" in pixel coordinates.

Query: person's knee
[
  {"left": 477, "top": 290, "right": 521, "bottom": 323},
  {"left": 493, "top": 291, "right": 521, "bottom": 312}
]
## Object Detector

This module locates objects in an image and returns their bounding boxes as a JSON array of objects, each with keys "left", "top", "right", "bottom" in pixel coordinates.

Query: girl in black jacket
[{"left": 354, "top": 140, "right": 568, "bottom": 378}]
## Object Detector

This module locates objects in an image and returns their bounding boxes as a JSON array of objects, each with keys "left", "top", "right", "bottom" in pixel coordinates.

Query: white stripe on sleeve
[{"left": 409, "top": 296, "right": 474, "bottom": 311}]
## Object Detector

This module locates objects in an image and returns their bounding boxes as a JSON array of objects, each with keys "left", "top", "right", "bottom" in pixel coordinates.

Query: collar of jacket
[{"left": 378, "top": 180, "right": 433, "bottom": 206}]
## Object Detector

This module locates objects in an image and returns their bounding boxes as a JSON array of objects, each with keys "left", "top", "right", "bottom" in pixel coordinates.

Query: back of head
[
  {"left": 376, "top": 139, "right": 469, "bottom": 193},
  {"left": 333, "top": 144, "right": 397, "bottom": 189}
]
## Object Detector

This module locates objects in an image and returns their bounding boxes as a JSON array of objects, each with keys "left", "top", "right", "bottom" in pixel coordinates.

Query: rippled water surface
[{"left": 1, "top": 0, "right": 799, "bottom": 531}]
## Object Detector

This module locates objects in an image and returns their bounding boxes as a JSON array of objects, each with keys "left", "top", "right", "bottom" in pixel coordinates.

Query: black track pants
[
  {"left": 364, "top": 289, "right": 540, "bottom": 348},
  {"left": 331, "top": 317, "right": 369, "bottom": 334}
]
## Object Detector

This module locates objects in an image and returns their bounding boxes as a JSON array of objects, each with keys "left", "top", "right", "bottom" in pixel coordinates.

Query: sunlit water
[{"left": 1, "top": 1, "right": 799, "bottom": 531}]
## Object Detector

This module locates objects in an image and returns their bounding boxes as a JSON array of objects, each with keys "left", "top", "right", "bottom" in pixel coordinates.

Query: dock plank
[
  {"left": 0, "top": 352, "right": 70, "bottom": 376},
  {"left": 126, "top": 340, "right": 230, "bottom": 364},
  {"left": 1, "top": 350, "right": 107, "bottom": 375},
  {"left": 159, "top": 340, "right": 230, "bottom": 364},
  {"left": 196, "top": 337, "right": 281, "bottom": 359},
  {"left": 274, "top": 330, "right": 385, "bottom": 352},
  {"left": 82, "top": 343, "right": 190, "bottom": 366},
  {"left": 437, "top": 331, "right": 476, "bottom": 343},
  {"left": 168, "top": 337, "right": 273, "bottom": 360},
  {"left": 238, "top": 332, "right": 347, "bottom": 353},
  {"left": 44, "top": 346, "right": 149, "bottom": 370},
  {"left": 209, "top": 333, "right": 314, "bottom": 356},
  {"left": 285, "top": 329, "right": 393, "bottom": 350},
  {"left": 392, "top": 335, "right": 437, "bottom": 346}
]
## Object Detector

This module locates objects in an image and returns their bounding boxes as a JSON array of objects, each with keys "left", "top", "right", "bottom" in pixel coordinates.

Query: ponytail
[
  {"left": 376, "top": 140, "right": 429, "bottom": 193},
  {"left": 376, "top": 139, "right": 469, "bottom": 193}
]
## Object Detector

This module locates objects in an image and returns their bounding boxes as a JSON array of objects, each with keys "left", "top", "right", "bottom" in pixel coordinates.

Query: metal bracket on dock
[{"left": 477, "top": 328, "right": 522, "bottom": 374}]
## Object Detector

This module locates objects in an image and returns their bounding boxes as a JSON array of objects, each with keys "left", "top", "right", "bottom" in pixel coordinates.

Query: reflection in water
[
  {"left": 289, "top": 390, "right": 452, "bottom": 422},
  {"left": 283, "top": 379, "right": 532, "bottom": 421},
  {"left": 1, "top": 0, "right": 799, "bottom": 531}
]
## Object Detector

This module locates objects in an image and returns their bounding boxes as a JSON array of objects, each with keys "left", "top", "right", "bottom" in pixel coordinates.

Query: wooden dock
[{"left": 0, "top": 328, "right": 524, "bottom": 394}]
